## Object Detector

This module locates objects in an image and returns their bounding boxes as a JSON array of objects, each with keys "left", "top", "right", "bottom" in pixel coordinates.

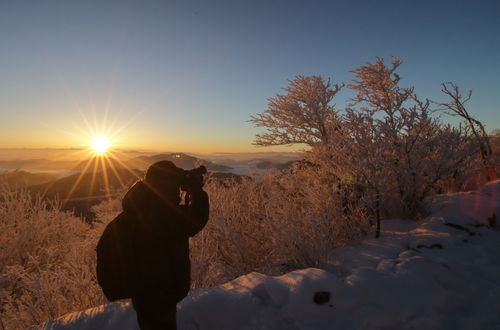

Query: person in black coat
[{"left": 122, "top": 160, "right": 209, "bottom": 330}]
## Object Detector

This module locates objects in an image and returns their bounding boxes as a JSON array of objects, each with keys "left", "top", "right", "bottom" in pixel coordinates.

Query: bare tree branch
[
  {"left": 433, "top": 82, "right": 494, "bottom": 175},
  {"left": 249, "top": 75, "right": 344, "bottom": 147}
]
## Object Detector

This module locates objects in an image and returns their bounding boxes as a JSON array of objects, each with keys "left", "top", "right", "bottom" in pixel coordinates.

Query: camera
[{"left": 180, "top": 165, "right": 207, "bottom": 191}]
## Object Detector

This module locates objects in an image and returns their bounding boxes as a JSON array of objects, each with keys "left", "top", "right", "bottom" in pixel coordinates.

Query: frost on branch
[
  {"left": 435, "top": 82, "right": 495, "bottom": 179},
  {"left": 348, "top": 56, "right": 413, "bottom": 120},
  {"left": 250, "top": 75, "right": 343, "bottom": 147},
  {"left": 344, "top": 57, "right": 477, "bottom": 219},
  {"left": 251, "top": 56, "right": 484, "bottom": 229},
  {"left": 0, "top": 183, "right": 107, "bottom": 329}
]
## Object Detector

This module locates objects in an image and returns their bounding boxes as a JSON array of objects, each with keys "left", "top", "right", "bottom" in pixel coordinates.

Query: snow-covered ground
[{"left": 35, "top": 181, "right": 500, "bottom": 330}]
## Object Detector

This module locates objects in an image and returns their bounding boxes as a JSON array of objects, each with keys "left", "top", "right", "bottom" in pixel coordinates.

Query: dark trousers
[{"left": 132, "top": 297, "right": 178, "bottom": 330}]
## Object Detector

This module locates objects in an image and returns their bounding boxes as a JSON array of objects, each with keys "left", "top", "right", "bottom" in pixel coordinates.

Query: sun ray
[
  {"left": 99, "top": 156, "right": 112, "bottom": 201},
  {"left": 78, "top": 108, "right": 96, "bottom": 138},
  {"left": 63, "top": 158, "right": 95, "bottom": 206},
  {"left": 53, "top": 69, "right": 88, "bottom": 124},
  {"left": 88, "top": 156, "right": 100, "bottom": 197},
  {"left": 102, "top": 105, "right": 110, "bottom": 133},
  {"left": 107, "top": 152, "right": 143, "bottom": 181},
  {"left": 104, "top": 155, "right": 126, "bottom": 189},
  {"left": 106, "top": 112, "right": 122, "bottom": 138},
  {"left": 107, "top": 110, "right": 143, "bottom": 140}
]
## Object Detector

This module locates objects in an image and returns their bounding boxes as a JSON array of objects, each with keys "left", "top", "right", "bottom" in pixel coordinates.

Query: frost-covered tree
[
  {"left": 250, "top": 75, "right": 343, "bottom": 147},
  {"left": 250, "top": 57, "right": 483, "bottom": 236},
  {"left": 345, "top": 57, "right": 477, "bottom": 219},
  {"left": 435, "top": 82, "right": 495, "bottom": 178},
  {"left": 490, "top": 129, "right": 500, "bottom": 172}
]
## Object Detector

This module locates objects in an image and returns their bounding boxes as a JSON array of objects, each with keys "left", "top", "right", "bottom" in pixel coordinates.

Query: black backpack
[{"left": 96, "top": 212, "right": 136, "bottom": 301}]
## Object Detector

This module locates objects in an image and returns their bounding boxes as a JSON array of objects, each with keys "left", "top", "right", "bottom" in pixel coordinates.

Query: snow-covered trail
[{"left": 36, "top": 181, "right": 500, "bottom": 330}]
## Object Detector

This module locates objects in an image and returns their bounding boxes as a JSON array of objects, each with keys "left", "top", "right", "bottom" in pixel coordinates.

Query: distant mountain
[
  {"left": 29, "top": 168, "right": 143, "bottom": 219},
  {"left": 1, "top": 170, "right": 57, "bottom": 187},
  {"left": 207, "top": 172, "right": 250, "bottom": 184},
  {"left": 127, "top": 153, "right": 232, "bottom": 172},
  {"left": 31, "top": 168, "right": 141, "bottom": 199},
  {"left": 191, "top": 151, "right": 301, "bottom": 163},
  {"left": 254, "top": 160, "right": 296, "bottom": 171},
  {"left": 0, "top": 159, "right": 81, "bottom": 171}
]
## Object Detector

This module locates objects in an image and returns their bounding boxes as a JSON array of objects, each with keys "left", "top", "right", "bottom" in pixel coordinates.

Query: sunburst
[{"left": 54, "top": 110, "right": 145, "bottom": 210}]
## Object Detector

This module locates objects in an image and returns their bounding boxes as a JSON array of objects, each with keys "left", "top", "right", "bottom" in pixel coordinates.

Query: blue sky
[{"left": 0, "top": 0, "right": 498, "bottom": 152}]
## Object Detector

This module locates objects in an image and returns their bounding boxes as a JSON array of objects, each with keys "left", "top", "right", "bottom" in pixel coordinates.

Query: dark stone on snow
[
  {"left": 416, "top": 243, "right": 443, "bottom": 249},
  {"left": 444, "top": 222, "right": 477, "bottom": 236},
  {"left": 313, "top": 291, "right": 331, "bottom": 305}
]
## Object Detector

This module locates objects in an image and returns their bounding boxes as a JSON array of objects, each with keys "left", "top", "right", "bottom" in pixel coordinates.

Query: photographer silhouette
[{"left": 96, "top": 160, "right": 209, "bottom": 330}]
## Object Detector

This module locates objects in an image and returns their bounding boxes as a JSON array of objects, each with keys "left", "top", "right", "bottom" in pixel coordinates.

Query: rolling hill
[
  {"left": 0, "top": 170, "right": 57, "bottom": 187},
  {"left": 127, "top": 153, "right": 232, "bottom": 172},
  {"left": 29, "top": 168, "right": 143, "bottom": 219}
]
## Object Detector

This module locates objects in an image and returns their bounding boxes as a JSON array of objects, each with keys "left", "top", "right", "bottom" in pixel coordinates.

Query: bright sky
[{"left": 0, "top": 0, "right": 498, "bottom": 153}]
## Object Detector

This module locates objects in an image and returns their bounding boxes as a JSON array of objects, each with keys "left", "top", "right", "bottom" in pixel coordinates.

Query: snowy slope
[{"left": 35, "top": 181, "right": 500, "bottom": 330}]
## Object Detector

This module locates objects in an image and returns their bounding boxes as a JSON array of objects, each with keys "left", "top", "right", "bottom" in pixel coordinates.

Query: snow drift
[{"left": 35, "top": 181, "right": 500, "bottom": 330}]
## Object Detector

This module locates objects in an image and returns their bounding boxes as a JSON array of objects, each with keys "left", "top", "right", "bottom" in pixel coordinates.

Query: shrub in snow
[
  {"left": 344, "top": 58, "right": 476, "bottom": 219},
  {"left": 0, "top": 183, "right": 107, "bottom": 329},
  {"left": 190, "top": 168, "right": 369, "bottom": 288}
]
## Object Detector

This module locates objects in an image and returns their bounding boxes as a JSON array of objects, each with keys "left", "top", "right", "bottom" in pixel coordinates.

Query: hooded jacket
[{"left": 121, "top": 179, "right": 209, "bottom": 301}]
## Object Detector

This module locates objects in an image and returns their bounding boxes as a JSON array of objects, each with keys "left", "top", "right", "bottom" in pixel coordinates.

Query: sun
[{"left": 91, "top": 136, "right": 110, "bottom": 154}]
